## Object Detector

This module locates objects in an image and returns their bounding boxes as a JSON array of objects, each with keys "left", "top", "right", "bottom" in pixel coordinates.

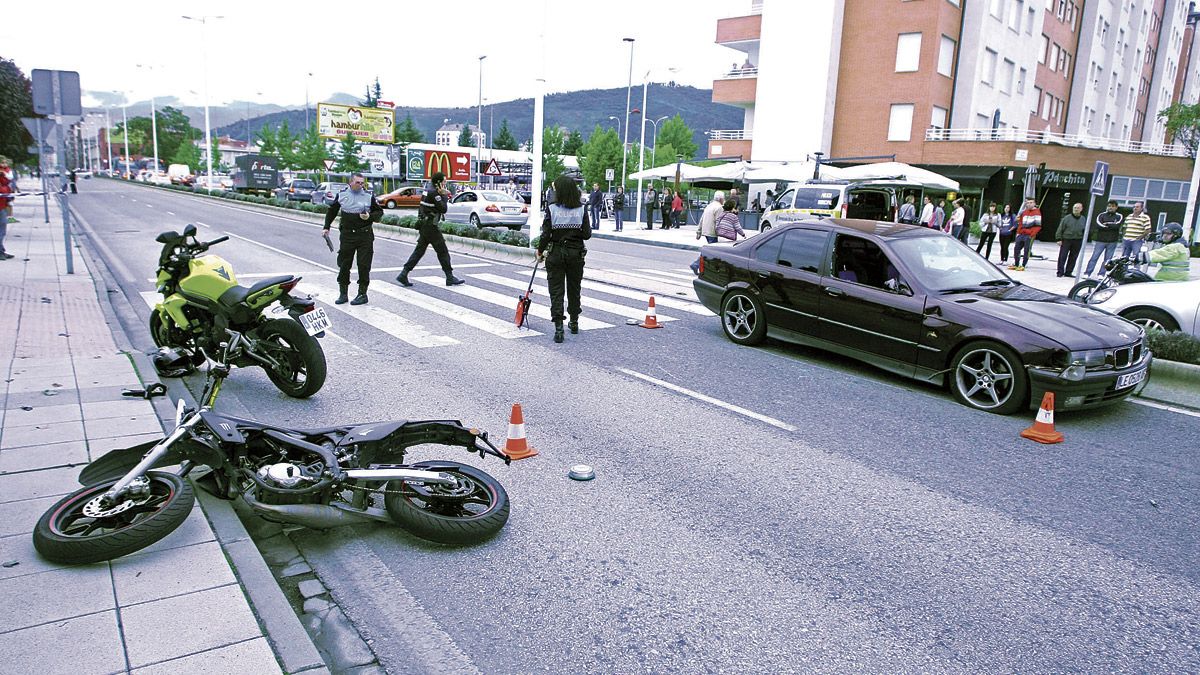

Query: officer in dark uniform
[
  {"left": 323, "top": 172, "right": 383, "bottom": 305},
  {"left": 536, "top": 175, "right": 592, "bottom": 343},
  {"left": 396, "top": 171, "right": 464, "bottom": 287}
]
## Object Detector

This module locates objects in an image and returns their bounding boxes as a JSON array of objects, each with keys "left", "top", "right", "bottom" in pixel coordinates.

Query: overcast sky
[{"left": 4, "top": 1, "right": 745, "bottom": 109}]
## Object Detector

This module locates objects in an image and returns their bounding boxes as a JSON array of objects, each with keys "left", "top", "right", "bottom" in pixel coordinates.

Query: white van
[{"left": 758, "top": 179, "right": 926, "bottom": 232}]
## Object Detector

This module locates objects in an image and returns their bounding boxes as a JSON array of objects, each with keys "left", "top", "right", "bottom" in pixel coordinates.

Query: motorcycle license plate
[
  {"left": 298, "top": 307, "right": 332, "bottom": 336},
  {"left": 1115, "top": 366, "right": 1147, "bottom": 389}
]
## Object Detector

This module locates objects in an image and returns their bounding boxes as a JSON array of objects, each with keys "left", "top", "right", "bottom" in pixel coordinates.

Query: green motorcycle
[{"left": 150, "top": 224, "right": 328, "bottom": 398}]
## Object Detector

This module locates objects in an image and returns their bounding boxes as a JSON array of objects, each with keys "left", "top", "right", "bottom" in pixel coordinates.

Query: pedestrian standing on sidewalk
[
  {"left": 537, "top": 176, "right": 592, "bottom": 344},
  {"left": 1084, "top": 200, "right": 1124, "bottom": 277},
  {"left": 997, "top": 203, "right": 1017, "bottom": 265},
  {"left": 1121, "top": 201, "right": 1152, "bottom": 260},
  {"left": 644, "top": 184, "right": 657, "bottom": 230},
  {"left": 660, "top": 188, "right": 673, "bottom": 229},
  {"left": 396, "top": 171, "right": 466, "bottom": 289},
  {"left": 0, "top": 159, "right": 13, "bottom": 260},
  {"left": 323, "top": 172, "right": 383, "bottom": 305},
  {"left": 976, "top": 202, "right": 1000, "bottom": 260},
  {"left": 715, "top": 198, "right": 747, "bottom": 241},
  {"left": 898, "top": 195, "right": 917, "bottom": 224},
  {"left": 671, "top": 189, "right": 684, "bottom": 228},
  {"left": 1055, "top": 202, "right": 1086, "bottom": 277},
  {"left": 930, "top": 199, "right": 946, "bottom": 233},
  {"left": 948, "top": 199, "right": 966, "bottom": 241},
  {"left": 919, "top": 195, "right": 935, "bottom": 227},
  {"left": 613, "top": 186, "right": 626, "bottom": 232},
  {"left": 697, "top": 191, "right": 725, "bottom": 244},
  {"left": 1009, "top": 198, "right": 1042, "bottom": 271},
  {"left": 589, "top": 183, "right": 603, "bottom": 229},
  {"left": 728, "top": 187, "right": 742, "bottom": 211}
]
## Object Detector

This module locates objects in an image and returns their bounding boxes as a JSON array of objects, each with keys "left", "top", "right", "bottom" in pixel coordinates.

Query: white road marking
[
  {"left": 583, "top": 267, "right": 700, "bottom": 302},
  {"left": 222, "top": 231, "right": 337, "bottom": 272},
  {"left": 617, "top": 367, "right": 798, "bottom": 432},
  {"left": 534, "top": 270, "right": 713, "bottom": 315},
  {"left": 145, "top": 203, "right": 154, "bottom": 208},
  {"left": 1129, "top": 398, "right": 1200, "bottom": 419},
  {"left": 373, "top": 263, "right": 492, "bottom": 272},
  {"left": 373, "top": 281, "right": 541, "bottom": 339},
  {"left": 413, "top": 276, "right": 612, "bottom": 330},
  {"left": 469, "top": 272, "right": 675, "bottom": 322},
  {"left": 636, "top": 268, "right": 697, "bottom": 282},
  {"left": 302, "top": 281, "right": 458, "bottom": 348},
  {"left": 166, "top": 211, "right": 176, "bottom": 216}
]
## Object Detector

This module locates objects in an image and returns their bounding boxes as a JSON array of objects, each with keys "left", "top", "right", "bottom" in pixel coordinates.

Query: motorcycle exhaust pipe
[{"left": 242, "top": 490, "right": 378, "bottom": 530}]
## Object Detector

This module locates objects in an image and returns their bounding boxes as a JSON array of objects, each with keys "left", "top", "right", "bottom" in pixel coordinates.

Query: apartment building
[
  {"left": 712, "top": 0, "right": 1199, "bottom": 232},
  {"left": 435, "top": 123, "right": 486, "bottom": 149}
]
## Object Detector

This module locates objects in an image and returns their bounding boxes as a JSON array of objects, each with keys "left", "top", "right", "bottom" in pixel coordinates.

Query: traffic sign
[
  {"left": 605, "top": 168, "right": 615, "bottom": 181},
  {"left": 21, "top": 117, "right": 56, "bottom": 141},
  {"left": 1090, "top": 161, "right": 1109, "bottom": 196},
  {"left": 483, "top": 158, "right": 503, "bottom": 176},
  {"left": 31, "top": 70, "right": 82, "bottom": 116},
  {"left": 323, "top": 159, "right": 335, "bottom": 170}
]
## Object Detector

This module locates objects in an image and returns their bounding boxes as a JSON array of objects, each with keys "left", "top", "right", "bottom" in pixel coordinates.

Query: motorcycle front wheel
[
  {"left": 256, "top": 318, "right": 327, "bottom": 398},
  {"left": 1067, "top": 278, "right": 1101, "bottom": 302},
  {"left": 384, "top": 461, "right": 510, "bottom": 545},
  {"left": 33, "top": 471, "right": 195, "bottom": 564}
]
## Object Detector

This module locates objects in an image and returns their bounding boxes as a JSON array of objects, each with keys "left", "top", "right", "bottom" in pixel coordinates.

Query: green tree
[
  {"left": 457, "top": 125, "right": 474, "bottom": 147},
  {"left": 255, "top": 123, "right": 279, "bottom": 157},
  {"left": 578, "top": 125, "right": 622, "bottom": 188},
  {"left": 295, "top": 126, "right": 329, "bottom": 173},
  {"left": 114, "top": 118, "right": 150, "bottom": 157},
  {"left": 561, "top": 129, "right": 584, "bottom": 157},
  {"left": 362, "top": 77, "right": 382, "bottom": 107},
  {"left": 1159, "top": 102, "right": 1200, "bottom": 157},
  {"left": 207, "top": 135, "right": 222, "bottom": 171},
  {"left": 0, "top": 57, "right": 34, "bottom": 165},
  {"left": 170, "top": 137, "right": 201, "bottom": 169},
  {"left": 153, "top": 106, "right": 200, "bottom": 167},
  {"left": 651, "top": 142, "right": 678, "bottom": 169},
  {"left": 334, "top": 133, "right": 367, "bottom": 173},
  {"left": 656, "top": 114, "right": 698, "bottom": 161},
  {"left": 493, "top": 119, "right": 518, "bottom": 150},
  {"left": 276, "top": 119, "right": 299, "bottom": 170},
  {"left": 542, "top": 126, "right": 566, "bottom": 183},
  {"left": 396, "top": 113, "right": 424, "bottom": 143}
]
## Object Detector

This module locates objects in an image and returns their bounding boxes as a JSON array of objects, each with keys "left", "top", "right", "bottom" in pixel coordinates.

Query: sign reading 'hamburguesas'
[{"left": 317, "top": 103, "right": 395, "bottom": 143}]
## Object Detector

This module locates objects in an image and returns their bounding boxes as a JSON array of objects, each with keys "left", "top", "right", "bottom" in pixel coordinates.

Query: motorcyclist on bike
[{"left": 1138, "top": 222, "right": 1192, "bottom": 281}]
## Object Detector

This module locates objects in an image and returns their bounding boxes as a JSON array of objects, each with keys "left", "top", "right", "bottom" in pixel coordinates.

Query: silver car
[
  {"left": 312, "top": 182, "right": 348, "bottom": 205},
  {"left": 1088, "top": 278, "right": 1200, "bottom": 336},
  {"left": 445, "top": 190, "right": 529, "bottom": 230}
]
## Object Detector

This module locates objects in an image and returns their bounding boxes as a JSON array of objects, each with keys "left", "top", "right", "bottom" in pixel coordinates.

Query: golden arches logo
[{"left": 426, "top": 152, "right": 453, "bottom": 178}]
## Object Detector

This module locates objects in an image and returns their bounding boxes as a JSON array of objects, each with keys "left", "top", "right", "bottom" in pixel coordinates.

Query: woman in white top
[{"left": 975, "top": 201, "right": 1001, "bottom": 260}]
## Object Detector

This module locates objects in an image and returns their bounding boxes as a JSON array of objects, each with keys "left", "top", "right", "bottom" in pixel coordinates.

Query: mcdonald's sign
[{"left": 425, "top": 149, "right": 472, "bottom": 182}]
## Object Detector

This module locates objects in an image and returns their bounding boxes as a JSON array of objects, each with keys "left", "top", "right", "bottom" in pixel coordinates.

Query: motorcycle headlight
[{"left": 1088, "top": 288, "right": 1117, "bottom": 304}]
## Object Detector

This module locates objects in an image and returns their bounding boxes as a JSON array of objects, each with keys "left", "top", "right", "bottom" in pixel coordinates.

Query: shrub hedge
[{"left": 1146, "top": 329, "right": 1200, "bottom": 365}]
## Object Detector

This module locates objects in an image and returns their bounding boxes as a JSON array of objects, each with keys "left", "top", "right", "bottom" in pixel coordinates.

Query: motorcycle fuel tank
[{"left": 180, "top": 254, "right": 238, "bottom": 300}]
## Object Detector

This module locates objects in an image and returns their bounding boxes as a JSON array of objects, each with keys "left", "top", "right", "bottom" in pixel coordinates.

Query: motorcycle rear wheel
[
  {"left": 1067, "top": 278, "right": 1101, "bottom": 302},
  {"left": 384, "top": 461, "right": 510, "bottom": 545},
  {"left": 257, "top": 318, "right": 327, "bottom": 398},
  {"left": 33, "top": 471, "right": 194, "bottom": 564}
]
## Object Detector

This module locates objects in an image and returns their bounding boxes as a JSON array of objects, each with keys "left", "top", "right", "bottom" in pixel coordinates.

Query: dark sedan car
[{"left": 693, "top": 219, "right": 1151, "bottom": 414}]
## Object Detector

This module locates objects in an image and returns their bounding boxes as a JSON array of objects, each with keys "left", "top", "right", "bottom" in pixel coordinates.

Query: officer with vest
[
  {"left": 1138, "top": 222, "right": 1192, "bottom": 281},
  {"left": 323, "top": 172, "right": 383, "bottom": 305},
  {"left": 537, "top": 175, "right": 592, "bottom": 343},
  {"left": 396, "top": 171, "right": 465, "bottom": 287}
]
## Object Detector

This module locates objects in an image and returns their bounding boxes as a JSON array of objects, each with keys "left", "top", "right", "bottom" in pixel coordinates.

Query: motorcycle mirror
[
  {"left": 174, "top": 398, "right": 186, "bottom": 427},
  {"left": 183, "top": 224, "right": 198, "bottom": 238},
  {"left": 155, "top": 231, "right": 177, "bottom": 244}
]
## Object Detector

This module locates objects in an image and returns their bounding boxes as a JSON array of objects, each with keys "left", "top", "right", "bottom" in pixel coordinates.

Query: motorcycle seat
[{"left": 217, "top": 275, "right": 295, "bottom": 307}]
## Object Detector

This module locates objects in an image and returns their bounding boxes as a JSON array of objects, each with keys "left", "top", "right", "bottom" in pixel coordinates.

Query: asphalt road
[{"left": 70, "top": 180, "right": 1200, "bottom": 672}]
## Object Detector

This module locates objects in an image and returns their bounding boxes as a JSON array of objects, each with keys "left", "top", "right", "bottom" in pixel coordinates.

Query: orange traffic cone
[
  {"left": 503, "top": 403, "right": 538, "bottom": 460},
  {"left": 641, "top": 295, "right": 663, "bottom": 329},
  {"left": 1020, "top": 392, "right": 1064, "bottom": 444}
]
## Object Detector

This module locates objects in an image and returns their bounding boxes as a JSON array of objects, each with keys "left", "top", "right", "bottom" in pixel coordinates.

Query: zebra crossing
[{"left": 138, "top": 263, "right": 714, "bottom": 349}]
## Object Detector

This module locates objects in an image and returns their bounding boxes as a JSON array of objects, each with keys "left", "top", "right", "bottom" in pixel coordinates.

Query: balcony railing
[
  {"left": 720, "top": 67, "right": 758, "bottom": 79},
  {"left": 925, "top": 126, "right": 1189, "bottom": 157},
  {"left": 708, "top": 130, "right": 753, "bottom": 140}
]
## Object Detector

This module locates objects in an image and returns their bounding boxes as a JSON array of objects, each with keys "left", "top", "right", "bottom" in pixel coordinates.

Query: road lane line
[
  {"left": 371, "top": 281, "right": 541, "bottom": 339},
  {"left": 636, "top": 268, "right": 697, "bottom": 281},
  {"left": 166, "top": 210, "right": 176, "bottom": 215},
  {"left": 529, "top": 270, "right": 712, "bottom": 315},
  {"left": 617, "top": 367, "right": 798, "bottom": 432},
  {"left": 373, "top": 263, "right": 492, "bottom": 272},
  {"left": 221, "top": 231, "right": 338, "bottom": 272},
  {"left": 302, "top": 281, "right": 458, "bottom": 348},
  {"left": 583, "top": 267, "right": 700, "bottom": 302},
  {"left": 1129, "top": 398, "right": 1200, "bottom": 418},
  {"left": 413, "top": 276, "right": 612, "bottom": 330},
  {"left": 469, "top": 272, "right": 675, "bottom": 322}
]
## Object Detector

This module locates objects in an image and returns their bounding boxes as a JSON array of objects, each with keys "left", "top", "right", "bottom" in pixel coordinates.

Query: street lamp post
[
  {"left": 635, "top": 69, "right": 677, "bottom": 223},
  {"left": 183, "top": 15, "right": 223, "bottom": 188},
  {"left": 305, "top": 72, "right": 313, "bottom": 131},
  {"left": 137, "top": 64, "right": 160, "bottom": 174},
  {"left": 105, "top": 107, "right": 114, "bottom": 172},
  {"left": 620, "top": 37, "right": 635, "bottom": 192},
  {"left": 649, "top": 115, "right": 669, "bottom": 150},
  {"left": 478, "top": 55, "right": 486, "bottom": 187},
  {"left": 606, "top": 115, "right": 621, "bottom": 193}
]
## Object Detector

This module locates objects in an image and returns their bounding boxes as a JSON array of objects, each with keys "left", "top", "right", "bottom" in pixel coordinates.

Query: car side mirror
[{"left": 885, "top": 278, "right": 913, "bottom": 296}]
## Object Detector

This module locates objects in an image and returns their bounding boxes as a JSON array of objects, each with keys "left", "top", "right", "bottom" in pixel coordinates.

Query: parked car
[
  {"left": 445, "top": 190, "right": 529, "bottom": 230},
  {"left": 312, "top": 182, "right": 348, "bottom": 205},
  {"left": 1086, "top": 278, "right": 1199, "bottom": 337},
  {"left": 693, "top": 218, "right": 1151, "bottom": 414},
  {"left": 194, "top": 175, "right": 231, "bottom": 191},
  {"left": 376, "top": 185, "right": 424, "bottom": 209},
  {"left": 148, "top": 172, "right": 172, "bottom": 186},
  {"left": 274, "top": 178, "right": 317, "bottom": 202}
]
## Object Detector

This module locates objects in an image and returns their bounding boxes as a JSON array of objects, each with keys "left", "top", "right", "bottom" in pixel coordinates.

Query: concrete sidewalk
[{"left": 0, "top": 181, "right": 293, "bottom": 674}]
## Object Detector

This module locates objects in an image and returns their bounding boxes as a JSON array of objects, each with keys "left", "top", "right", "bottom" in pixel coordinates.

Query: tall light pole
[
  {"left": 105, "top": 107, "right": 114, "bottom": 172},
  {"left": 634, "top": 67, "right": 677, "bottom": 222},
  {"left": 305, "top": 72, "right": 313, "bottom": 131},
  {"left": 649, "top": 115, "right": 669, "bottom": 150},
  {"left": 119, "top": 94, "right": 131, "bottom": 178},
  {"left": 607, "top": 115, "right": 621, "bottom": 139},
  {"left": 620, "top": 37, "right": 635, "bottom": 192},
  {"left": 477, "top": 55, "right": 486, "bottom": 187},
  {"left": 183, "top": 15, "right": 223, "bottom": 187},
  {"left": 137, "top": 64, "right": 160, "bottom": 174}
]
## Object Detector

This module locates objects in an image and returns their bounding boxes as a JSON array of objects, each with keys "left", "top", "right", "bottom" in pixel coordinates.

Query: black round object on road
[
  {"left": 384, "top": 461, "right": 510, "bottom": 545},
  {"left": 256, "top": 318, "right": 327, "bottom": 398}
]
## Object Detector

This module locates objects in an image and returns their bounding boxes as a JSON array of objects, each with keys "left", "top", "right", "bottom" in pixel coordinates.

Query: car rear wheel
[
  {"left": 949, "top": 341, "right": 1028, "bottom": 415},
  {"left": 385, "top": 200, "right": 396, "bottom": 209},
  {"left": 1122, "top": 308, "right": 1179, "bottom": 333},
  {"left": 720, "top": 290, "right": 767, "bottom": 346},
  {"left": 759, "top": 221, "right": 772, "bottom": 233}
]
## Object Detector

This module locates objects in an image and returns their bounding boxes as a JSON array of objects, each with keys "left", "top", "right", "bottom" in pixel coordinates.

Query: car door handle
[
  {"left": 823, "top": 287, "right": 845, "bottom": 297},
  {"left": 755, "top": 271, "right": 782, "bottom": 280}
]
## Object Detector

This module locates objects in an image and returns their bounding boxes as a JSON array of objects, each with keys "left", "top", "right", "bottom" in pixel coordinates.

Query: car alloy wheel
[
  {"left": 1123, "top": 308, "right": 1179, "bottom": 333},
  {"left": 470, "top": 213, "right": 481, "bottom": 227},
  {"left": 950, "top": 342, "right": 1027, "bottom": 414},
  {"left": 386, "top": 200, "right": 396, "bottom": 209},
  {"left": 720, "top": 290, "right": 766, "bottom": 345}
]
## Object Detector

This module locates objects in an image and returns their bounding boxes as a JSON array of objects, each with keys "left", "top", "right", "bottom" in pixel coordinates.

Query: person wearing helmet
[
  {"left": 1138, "top": 222, "right": 1192, "bottom": 281},
  {"left": 396, "top": 171, "right": 465, "bottom": 287}
]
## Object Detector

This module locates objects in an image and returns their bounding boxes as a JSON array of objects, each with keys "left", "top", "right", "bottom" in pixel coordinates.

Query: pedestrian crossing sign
[{"left": 1090, "top": 161, "right": 1109, "bottom": 196}]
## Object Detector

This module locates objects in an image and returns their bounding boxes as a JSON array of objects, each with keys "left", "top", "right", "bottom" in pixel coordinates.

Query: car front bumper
[{"left": 1028, "top": 351, "right": 1152, "bottom": 410}]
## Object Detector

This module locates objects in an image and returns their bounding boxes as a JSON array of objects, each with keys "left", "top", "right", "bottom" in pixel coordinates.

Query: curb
[
  {"left": 68, "top": 203, "right": 328, "bottom": 674},
  {"left": 1137, "top": 358, "right": 1200, "bottom": 410}
]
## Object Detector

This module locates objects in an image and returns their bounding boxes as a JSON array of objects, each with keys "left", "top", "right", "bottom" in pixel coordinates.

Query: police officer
[
  {"left": 536, "top": 175, "right": 592, "bottom": 343},
  {"left": 396, "top": 171, "right": 465, "bottom": 287},
  {"left": 323, "top": 172, "right": 383, "bottom": 305}
]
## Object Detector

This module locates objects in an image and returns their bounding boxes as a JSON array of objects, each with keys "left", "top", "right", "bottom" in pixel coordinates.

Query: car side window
[
  {"left": 773, "top": 189, "right": 794, "bottom": 210},
  {"left": 452, "top": 193, "right": 473, "bottom": 204},
  {"left": 776, "top": 229, "right": 828, "bottom": 272},
  {"left": 753, "top": 232, "right": 785, "bottom": 265},
  {"left": 831, "top": 234, "right": 904, "bottom": 291}
]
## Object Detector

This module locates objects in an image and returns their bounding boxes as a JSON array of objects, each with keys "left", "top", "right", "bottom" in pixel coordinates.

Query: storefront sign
[{"left": 1040, "top": 170, "right": 1090, "bottom": 190}]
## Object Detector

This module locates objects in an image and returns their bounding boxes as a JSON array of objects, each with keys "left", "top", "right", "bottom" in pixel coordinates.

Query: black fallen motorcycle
[
  {"left": 1067, "top": 255, "right": 1155, "bottom": 302},
  {"left": 33, "top": 333, "right": 512, "bottom": 564}
]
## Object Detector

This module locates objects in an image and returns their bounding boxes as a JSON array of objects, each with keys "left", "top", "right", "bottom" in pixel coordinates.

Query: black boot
[
  {"left": 568, "top": 315, "right": 579, "bottom": 334},
  {"left": 553, "top": 322, "right": 564, "bottom": 343},
  {"left": 445, "top": 274, "right": 465, "bottom": 286},
  {"left": 395, "top": 270, "right": 412, "bottom": 287},
  {"left": 335, "top": 285, "right": 349, "bottom": 304},
  {"left": 351, "top": 289, "right": 368, "bottom": 305}
]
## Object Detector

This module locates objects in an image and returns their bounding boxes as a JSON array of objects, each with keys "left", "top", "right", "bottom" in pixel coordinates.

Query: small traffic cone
[
  {"left": 641, "top": 295, "right": 663, "bottom": 329},
  {"left": 503, "top": 403, "right": 538, "bottom": 460},
  {"left": 1020, "top": 392, "right": 1064, "bottom": 444}
]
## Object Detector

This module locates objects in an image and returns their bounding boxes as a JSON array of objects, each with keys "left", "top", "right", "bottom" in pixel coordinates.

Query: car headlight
[
  {"left": 1088, "top": 288, "right": 1117, "bottom": 304},
  {"left": 1067, "top": 349, "right": 1107, "bottom": 367}
]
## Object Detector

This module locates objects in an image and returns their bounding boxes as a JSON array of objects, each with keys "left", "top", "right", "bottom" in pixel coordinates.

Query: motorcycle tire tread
[
  {"left": 32, "top": 471, "right": 196, "bottom": 565},
  {"left": 258, "top": 318, "right": 327, "bottom": 398},
  {"left": 384, "top": 461, "right": 510, "bottom": 545}
]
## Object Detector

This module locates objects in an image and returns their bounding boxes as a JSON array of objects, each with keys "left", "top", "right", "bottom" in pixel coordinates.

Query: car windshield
[
  {"left": 482, "top": 191, "right": 517, "bottom": 202},
  {"left": 888, "top": 234, "right": 1012, "bottom": 292},
  {"left": 293, "top": 180, "right": 316, "bottom": 188}
]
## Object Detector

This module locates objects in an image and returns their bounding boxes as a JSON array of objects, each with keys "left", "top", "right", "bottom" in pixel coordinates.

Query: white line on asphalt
[
  {"left": 369, "top": 280, "right": 541, "bottom": 339},
  {"left": 532, "top": 270, "right": 713, "bottom": 315},
  {"left": 222, "top": 232, "right": 337, "bottom": 272},
  {"left": 166, "top": 211, "right": 175, "bottom": 216},
  {"left": 636, "top": 268, "right": 697, "bottom": 281},
  {"left": 373, "top": 263, "right": 492, "bottom": 272},
  {"left": 413, "top": 276, "right": 613, "bottom": 330},
  {"left": 469, "top": 272, "right": 676, "bottom": 322},
  {"left": 582, "top": 267, "right": 701, "bottom": 303},
  {"left": 145, "top": 203, "right": 154, "bottom": 208},
  {"left": 616, "top": 367, "right": 798, "bottom": 432},
  {"left": 302, "top": 280, "right": 459, "bottom": 348},
  {"left": 1129, "top": 398, "right": 1200, "bottom": 419}
]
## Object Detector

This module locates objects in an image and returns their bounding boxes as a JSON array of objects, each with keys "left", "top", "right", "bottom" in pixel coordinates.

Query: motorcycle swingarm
[{"left": 78, "top": 437, "right": 222, "bottom": 486}]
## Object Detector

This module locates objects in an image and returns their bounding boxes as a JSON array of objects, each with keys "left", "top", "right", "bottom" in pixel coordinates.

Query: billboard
[
  {"left": 317, "top": 103, "right": 395, "bottom": 143},
  {"left": 420, "top": 149, "right": 472, "bottom": 182}
]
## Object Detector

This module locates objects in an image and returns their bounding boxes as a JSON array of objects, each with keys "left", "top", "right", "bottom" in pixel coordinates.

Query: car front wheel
[
  {"left": 1122, "top": 308, "right": 1179, "bottom": 333},
  {"left": 385, "top": 200, "right": 396, "bottom": 209},
  {"left": 949, "top": 341, "right": 1028, "bottom": 415},
  {"left": 720, "top": 290, "right": 767, "bottom": 345},
  {"left": 470, "top": 213, "right": 481, "bottom": 227}
]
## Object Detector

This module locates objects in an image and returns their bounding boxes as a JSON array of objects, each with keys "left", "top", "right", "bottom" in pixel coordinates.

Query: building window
[
  {"left": 1061, "top": 51, "right": 1071, "bottom": 78},
  {"left": 1001, "top": 59, "right": 1015, "bottom": 94},
  {"left": 1009, "top": 0, "right": 1024, "bottom": 30},
  {"left": 895, "top": 33, "right": 922, "bottom": 72},
  {"left": 1026, "top": 7, "right": 1036, "bottom": 33},
  {"left": 888, "top": 104, "right": 915, "bottom": 141},
  {"left": 1039, "top": 35, "right": 1049, "bottom": 64},
  {"left": 1041, "top": 92, "right": 1052, "bottom": 119},
  {"left": 931, "top": 105, "right": 949, "bottom": 129},
  {"left": 1017, "top": 67, "right": 1027, "bottom": 93},
  {"left": 938, "top": 36, "right": 956, "bottom": 76},
  {"left": 983, "top": 48, "right": 998, "bottom": 85},
  {"left": 1032, "top": 85, "right": 1043, "bottom": 114},
  {"left": 991, "top": 0, "right": 1004, "bottom": 19}
]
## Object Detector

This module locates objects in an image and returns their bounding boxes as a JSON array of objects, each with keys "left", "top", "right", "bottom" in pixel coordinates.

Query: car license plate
[
  {"left": 1115, "top": 366, "right": 1147, "bottom": 389},
  {"left": 298, "top": 307, "right": 331, "bottom": 336},
  {"left": 503, "top": 207, "right": 519, "bottom": 214}
]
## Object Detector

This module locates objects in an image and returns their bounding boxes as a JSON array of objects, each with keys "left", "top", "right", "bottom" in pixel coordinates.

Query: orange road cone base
[
  {"left": 1020, "top": 392, "right": 1064, "bottom": 444},
  {"left": 503, "top": 443, "right": 539, "bottom": 460},
  {"left": 503, "top": 404, "right": 539, "bottom": 460}
]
